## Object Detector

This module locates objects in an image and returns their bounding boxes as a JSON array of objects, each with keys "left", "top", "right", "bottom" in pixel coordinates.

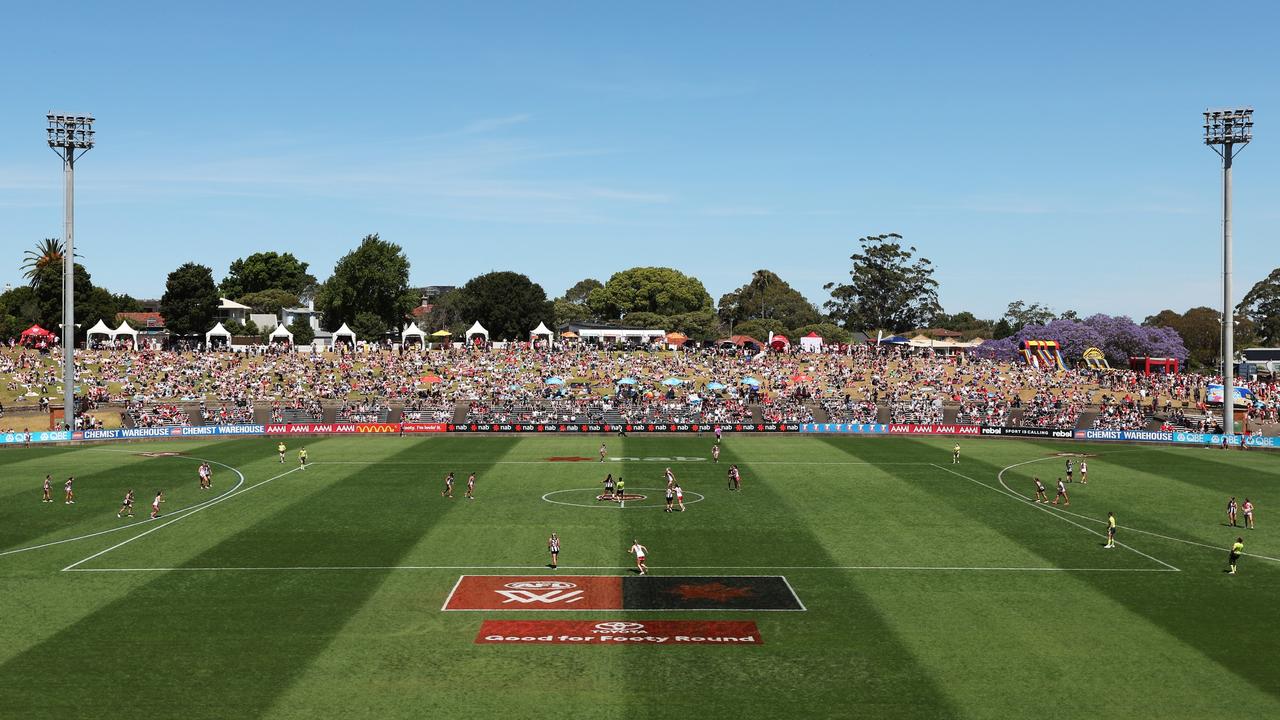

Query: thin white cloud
[
  {"left": 701, "top": 205, "right": 772, "bottom": 217},
  {"left": 459, "top": 113, "right": 531, "bottom": 135}
]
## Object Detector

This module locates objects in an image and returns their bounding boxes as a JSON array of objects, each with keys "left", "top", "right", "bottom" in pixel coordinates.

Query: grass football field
[{"left": 1, "top": 435, "right": 1277, "bottom": 719}]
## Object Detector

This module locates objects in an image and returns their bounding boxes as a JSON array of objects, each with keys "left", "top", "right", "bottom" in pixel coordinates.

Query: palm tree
[{"left": 21, "top": 238, "right": 72, "bottom": 286}]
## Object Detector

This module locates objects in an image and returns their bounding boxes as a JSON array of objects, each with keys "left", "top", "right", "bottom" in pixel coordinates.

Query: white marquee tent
[
  {"left": 333, "top": 322, "right": 356, "bottom": 345},
  {"left": 530, "top": 321, "right": 553, "bottom": 346},
  {"left": 799, "top": 331, "right": 823, "bottom": 352},
  {"left": 113, "top": 320, "right": 138, "bottom": 347},
  {"left": 401, "top": 322, "right": 426, "bottom": 344},
  {"left": 269, "top": 324, "right": 294, "bottom": 344},
  {"left": 465, "top": 321, "right": 489, "bottom": 343},
  {"left": 206, "top": 322, "right": 232, "bottom": 346},
  {"left": 86, "top": 319, "right": 114, "bottom": 344}
]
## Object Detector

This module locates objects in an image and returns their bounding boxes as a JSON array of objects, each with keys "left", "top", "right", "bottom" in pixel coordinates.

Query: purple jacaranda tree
[{"left": 972, "top": 315, "right": 1187, "bottom": 367}]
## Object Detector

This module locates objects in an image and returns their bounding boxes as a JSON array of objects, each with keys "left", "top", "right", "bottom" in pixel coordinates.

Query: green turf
[{"left": 1, "top": 436, "right": 1277, "bottom": 719}]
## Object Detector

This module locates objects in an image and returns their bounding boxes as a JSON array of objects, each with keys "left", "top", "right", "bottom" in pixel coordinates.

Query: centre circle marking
[{"left": 541, "top": 487, "right": 706, "bottom": 510}]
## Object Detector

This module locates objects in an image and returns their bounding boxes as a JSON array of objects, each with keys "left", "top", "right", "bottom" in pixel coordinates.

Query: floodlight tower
[
  {"left": 47, "top": 113, "right": 95, "bottom": 430},
  {"left": 1203, "top": 108, "right": 1252, "bottom": 438}
]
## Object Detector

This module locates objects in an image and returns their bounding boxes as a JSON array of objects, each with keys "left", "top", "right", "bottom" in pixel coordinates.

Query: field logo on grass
[{"left": 498, "top": 581, "right": 585, "bottom": 605}]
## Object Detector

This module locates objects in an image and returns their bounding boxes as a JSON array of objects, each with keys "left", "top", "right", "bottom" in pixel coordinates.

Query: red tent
[
  {"left": 19, "top": 325, "right": 55, "bottom": 346},
  {"left": 770, "top": 334, "right": 790, "bottom": 350}
]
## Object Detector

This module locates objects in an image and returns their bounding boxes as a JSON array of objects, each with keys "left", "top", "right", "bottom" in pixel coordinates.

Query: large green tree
[
  {"left": 452, "top": 271, "right": 552, "bottom": 340},
  {"left": 160, "top": 263, "right": 220, "bottom": 336},
  {"left": 0, "top": 285, "right": 39, "bottom": 340},
  {"left": 666, "top": 310, "right": 723, "bottom": 342},
  {"left": 553, "top": 278, "right": 603, "bottom": 326},
  {"left": 934, "top": 311, "right": 995, "bottom": 339},
  {"left": 1001, "top": 300, "right": 1057, "bottom": 334},
  {"left": 1238, "top": 267, "right": 1280, "bottom": 345},
  {"left": 219, "top": 252, "right": 317, "bottom": 299},
  {"left": 1145, "top": 306, "right": 1229, "bottom": 370},
  {"left": 823, "top": 234, "right": 941, "bottom": 332},
  {"left": 314, "top": 234, "right": 416, "bottom": 334},
  {"left": 237, "top": 289, "right": 302, "bottom": 314},
  {"left": 792, "top": 322, "right": 853, "bottom": 345},
  {"left": 718, "top": 269, "right": 821, "bottom": 329},
  {"left": 27, "top": 261, "right": 137, "bottom": 342},
  {"left": 588, "top": 267, "right": 712, "bottom": 320}
]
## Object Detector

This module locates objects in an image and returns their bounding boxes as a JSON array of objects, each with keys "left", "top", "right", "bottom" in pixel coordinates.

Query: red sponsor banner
[
  {"left": 400, "top": 422, "right": 447, "bottom": 433},
  {"left": 887, "top": 423, "right": 980, "bottom": 435},
  {"left": 444, "top": 576, "right": 622, "bottom": 611},
  {"left": 476, "top": 620, "right": 762, "bottom": 645},
  {"left": 264, "top": 423, "right": 359, "bottom": 434},
  {"left": 355, "top": 423, "right": 398, "bottom": 433}
]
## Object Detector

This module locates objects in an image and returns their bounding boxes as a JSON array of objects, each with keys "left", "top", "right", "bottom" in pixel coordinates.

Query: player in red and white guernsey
[
  {"left": 629, "top": 540, "right": 648, "bottom": 575},
  {"left": 674, "top": 482, "right": 685, "bottom": 512},
  {"left": 150, "top": 490, "right": 164, "bottom": 519},
  {"left": 1079, "top": 461, "right": 1088, "bottom": 485},
  {"left": 1052, "top": 478, "right": 1069, "bottom": 506},
  {"left": 64, "top": 476, "right": 75, "bottom": 504},
  {"left": 728, "top": 465, "right": 741, "bottom": 491},
  {"left": 42, "top": 475, "right": 52, "bottom": 503},
  {"left": 664, "top": 467, "right": 675, "bottom": 488},
  {"left": 465, "top": 472, "right": 476, "bottom": 500}
]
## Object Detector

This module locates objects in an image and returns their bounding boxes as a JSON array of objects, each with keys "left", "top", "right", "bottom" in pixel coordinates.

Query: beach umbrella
[
  {"left": 791, "top": 374, "right": 812, "bottom": 383},
  {"left": 431, "top": 330, "right": 452, "bottom": 337},
  {"left": 741, "top": 377, "right": 761, "bottom": 386},
  {"left": 419, "top": 374, "right": 443, "bottom": 384},
  {"left": 545, "top": 377, "right": 565, "bottom": 385},
  {"left": 617, "top": 377, "right": 638, "bottom": 385},
  {"left": 661, "top": 378, "right": 684, "bottom": 386},
  {"left": 706, "top": 381, "right": 727, "bottom": 390}
]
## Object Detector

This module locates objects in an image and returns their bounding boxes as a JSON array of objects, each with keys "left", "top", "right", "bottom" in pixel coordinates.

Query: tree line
[{"left": 3, "top": 232, "right": 1279, "bottom": 368}]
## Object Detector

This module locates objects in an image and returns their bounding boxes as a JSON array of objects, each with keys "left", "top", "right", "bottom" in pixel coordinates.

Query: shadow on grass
[{"left": 0, "top": 436, "right": 521, "bottom": 720}]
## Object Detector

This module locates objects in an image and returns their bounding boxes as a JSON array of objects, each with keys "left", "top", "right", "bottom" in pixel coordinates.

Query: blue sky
[{"left": 2, "top": 1, "right": 1277, "bottom": 320}]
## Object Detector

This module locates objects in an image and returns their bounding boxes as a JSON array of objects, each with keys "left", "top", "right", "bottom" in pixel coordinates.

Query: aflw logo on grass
[{"left": 496, "top": 580, "right": 584, "bottom": 605}]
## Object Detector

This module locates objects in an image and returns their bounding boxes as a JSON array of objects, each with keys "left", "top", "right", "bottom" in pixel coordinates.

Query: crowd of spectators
[{"left": 1, "top": 343, "right": 1278, "bottom": 433}]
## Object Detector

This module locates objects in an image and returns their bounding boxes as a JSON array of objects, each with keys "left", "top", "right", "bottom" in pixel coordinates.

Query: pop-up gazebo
[
  {"left": 20, "top": 324, "right": 54, "bottom": 347},
  {"left": 401, "top": 322, "right": 426, "bottom": 345},
  {"left": 530, "top": 321, "right": 554, "bottom": 347},
  {"left": 799, "top": 331, "right": 823, "bottom": 352},
  {"left": 86, "top": 319, "right": 114, "bottom": 345},
  {"left": 205, "top": 322, "right": 232, "bottom": 347},
  {"left": 466, "top": 321, "right": 489, "bottom": 345},
  {"left": 333, "top": 322, "right": 356, "bottom": 346},
  {"left": 269, "top": 324, "right": 294, "bottom": 344},
  {"left": 113, "top": 320, "right": 138, "bottom": 348}
]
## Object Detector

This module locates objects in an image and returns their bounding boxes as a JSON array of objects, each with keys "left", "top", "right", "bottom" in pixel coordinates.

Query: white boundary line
[
  {"left": 63, "top": 564, "right": 1175, "bottom": 573},
  {"left": 60, "top": 465, "right": 303, "bottom": 572},
  {"left": 995, "top": 457, "right": 1280, "bottom": 564},
  {"left": 440, "top": 575, "right": 465, "bottom": 611},
  {"left": 0, "top": 456, "right": 247, "bottom": 558},
  {"left": 779, "top": 575, "right": 808, "bottom": 611},
  {"left": 931, "top": 463, "right": 1181, "bottom": 572}
]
